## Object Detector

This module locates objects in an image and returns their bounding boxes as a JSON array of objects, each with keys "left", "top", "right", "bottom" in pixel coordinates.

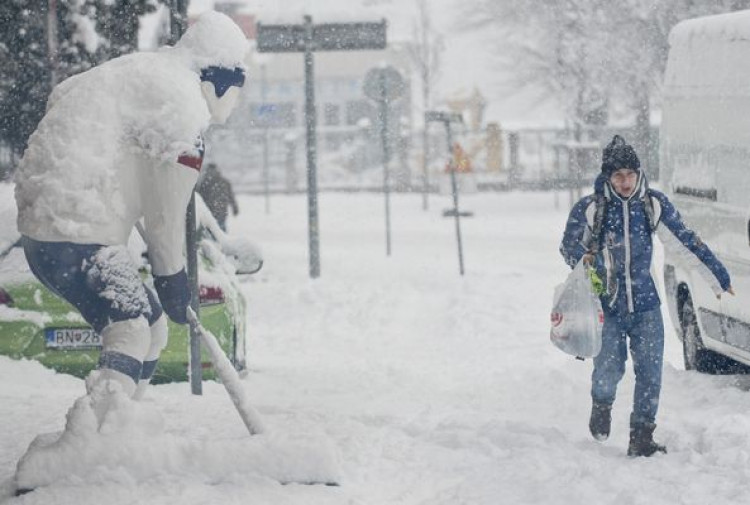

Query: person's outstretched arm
[{"left": 652, "top": 191, "right": 732, "bottom": 296}]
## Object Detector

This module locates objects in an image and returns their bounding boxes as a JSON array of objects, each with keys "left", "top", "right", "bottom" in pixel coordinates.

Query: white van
[{"left": 661, "top": 11, "right": 750, "bottom": 373}]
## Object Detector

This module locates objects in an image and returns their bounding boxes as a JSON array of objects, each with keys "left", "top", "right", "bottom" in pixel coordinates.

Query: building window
[
  {"left": 276, "top": 81, "right": 295, "bottom": 97},
  {"left": 324, "top": 104, "right": 340, "bottom": 126},
  {"left": 345, "top": 100, "right": 374, "bottom": 126},
  {"left": 250, "top": 102, "right": 297, "bottom": 127}
]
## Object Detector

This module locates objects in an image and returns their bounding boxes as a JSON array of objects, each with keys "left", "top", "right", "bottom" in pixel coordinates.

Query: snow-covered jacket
[
  {"left": 15, "top": 12, "right": 248, "bottom": 278},
  {"left": 560, "top": 173, "right": 730, "bottom": 315}
]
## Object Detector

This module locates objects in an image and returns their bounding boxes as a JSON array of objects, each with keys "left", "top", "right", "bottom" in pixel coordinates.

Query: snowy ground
[{"left": 3, "top": 189, "right": 750, "bottom": 504}]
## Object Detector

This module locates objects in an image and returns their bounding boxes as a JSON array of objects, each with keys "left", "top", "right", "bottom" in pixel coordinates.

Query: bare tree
[
  {"left": 464, "top": 0, "right": 612, "bottom": 133},
  {"left": 602, "top": 0, "right": 750, "bottom": 172},
  {"left": 406, "top": 0, "right": 443, "bottom": 210},
  {"left": 464, "top": 0, "right": 750, "bottom": 176}
]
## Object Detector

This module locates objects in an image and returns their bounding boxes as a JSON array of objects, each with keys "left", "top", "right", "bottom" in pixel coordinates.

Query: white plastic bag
[{"left": 550, "top": 261, "right": 603, "bottom": 358}]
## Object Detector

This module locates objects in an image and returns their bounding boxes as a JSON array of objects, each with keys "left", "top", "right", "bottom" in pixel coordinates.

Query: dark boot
[
  {"left": 627, "top": 422, "right": 667, "bottom": 457},
  {"left": 589, "top": 401, "right": 612, "bottom": 441}
]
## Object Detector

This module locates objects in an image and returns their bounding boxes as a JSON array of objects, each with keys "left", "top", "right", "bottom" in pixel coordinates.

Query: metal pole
[
  {"left": 567, "top": 148, "right": 575, "bottom": 209},
  {"left": 47, "top": 0, "right": 58, "bottom": 88},
  {"left": 445, "top": 123, "right": 465, "bottom": 276},
  {"left": 422, "top": 125, "right": 429, "bottom": 211},
  {"left": 170, "top": 0, "right": 201, "bottom": 395},
  {"left": 261, "top": 63, "right": 270, "bottom": 215},
  {"left": 381, "top": 72, "right": 392, "bottom": 256},
  {"left": 509, "top": 132, "right": 519, "bottom": 191},
  {"left": 304, "top": 15, "right": 320, "bottom": 279},
  {"left": 186, "top": 194, "right": 201, "bottom": 394},
  {"left": 554, "top": 145, "right": 560, "bottom": 210}
]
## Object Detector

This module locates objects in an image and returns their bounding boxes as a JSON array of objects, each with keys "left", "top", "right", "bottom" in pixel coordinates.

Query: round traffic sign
[{"left": 363, "top": 66, "right": 406, "bottom": 102}]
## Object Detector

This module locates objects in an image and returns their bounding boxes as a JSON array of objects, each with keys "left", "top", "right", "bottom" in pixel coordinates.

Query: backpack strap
[
  {"left": 586, "top": 194, "right": 606, "bottom": 255},
  {"left": 586, "top": 183, "right": 659, "bottom": 254},
  {"left": 642, "top": 189, "right": 660, "bottom": 233}
]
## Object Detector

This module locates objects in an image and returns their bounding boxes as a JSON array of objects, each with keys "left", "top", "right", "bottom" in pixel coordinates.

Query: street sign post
[
  {"left": 259, "top": 63, "right": 271, "bottom": 215},
  {"left": 425, "top": 110, "right": 466, "bottom": 276},
  {"left": 170, "top": 0, "right": 202, "bottom": 395},
  {"left": 257, "top": 17, "right": 387, "bottom": 278},
  {"left": 364, "top": 66, "right": 405, "bottom": 257}
]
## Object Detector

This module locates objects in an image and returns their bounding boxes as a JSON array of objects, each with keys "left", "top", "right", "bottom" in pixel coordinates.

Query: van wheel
[
  {"left": 680, "top": 296, "right": 735, "bottom": 374},
  {"left": 681, "top": 297, "right": 706, "bottom": 371}
]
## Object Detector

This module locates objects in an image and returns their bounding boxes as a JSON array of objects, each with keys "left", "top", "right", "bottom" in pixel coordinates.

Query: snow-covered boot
[
  {"left": 627, "top": 422, "right": 667, "bottom": 457},
  {"left": 589, "top": 401, "right": 612, "bottom": 441}
]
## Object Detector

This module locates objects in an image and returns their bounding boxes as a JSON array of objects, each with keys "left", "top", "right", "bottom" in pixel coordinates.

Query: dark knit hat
[{"left": 601, "top": 135, "right": 640, "bottom": 177}]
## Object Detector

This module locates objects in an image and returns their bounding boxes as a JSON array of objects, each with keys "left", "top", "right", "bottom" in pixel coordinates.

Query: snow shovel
[
  {"left": 186, "top": 307, "right": 265, "bottom": 435},
  {"left": 186, "top": 309, "right": 341, "bottom": 486}
]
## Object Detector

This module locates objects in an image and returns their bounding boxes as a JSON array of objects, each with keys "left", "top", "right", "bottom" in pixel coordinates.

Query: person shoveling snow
[
  {"left": 11, "top": 11, "right": 339, "bottom": 494},
  {"left": 16, "top": 9, "right": 248, "bottom": 411}
]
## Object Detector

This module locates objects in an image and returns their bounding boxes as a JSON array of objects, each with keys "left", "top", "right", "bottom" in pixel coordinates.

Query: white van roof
[
  {"left": 666, "top": 10, "right": 750, "bottom": 94},
  {"left": 670, "top": 10, "right": 750, "bottom": 44}
]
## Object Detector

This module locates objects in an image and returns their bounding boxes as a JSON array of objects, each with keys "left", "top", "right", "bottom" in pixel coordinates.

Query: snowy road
[{"left": 2, "top": 190, "right": 750, "bottom": 504}]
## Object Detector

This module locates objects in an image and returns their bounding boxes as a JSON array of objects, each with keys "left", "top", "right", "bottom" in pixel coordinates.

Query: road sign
[
  {"left": 255, "top": 16, "right": 388, "bottom": 279},
  {"left": 426, "top": 110, "right": 466, "bottom": 276},
  {"left": 363, "top": 66, "right": 405, "bottom": 102},
  {"left": 257, "top": 20, "right": 387, "bottom": 53},
  {"left": 425, "top": 111, "right": 463, "bottom": 124},
  {"left": 363, "top": 66, "right": 405, "bottom": 258}
]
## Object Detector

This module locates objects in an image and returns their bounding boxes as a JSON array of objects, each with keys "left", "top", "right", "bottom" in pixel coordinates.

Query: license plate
[{"left": 45, "top": 328, "right": 102, "bottom": 350}]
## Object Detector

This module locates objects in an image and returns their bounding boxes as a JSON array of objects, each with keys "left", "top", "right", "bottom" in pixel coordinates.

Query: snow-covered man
[
  {"left": 559, "top": 135, "right": 733, "bottom": 457},
  {"left": 14, "top": 12, "right": 249, "bottom": 412}
]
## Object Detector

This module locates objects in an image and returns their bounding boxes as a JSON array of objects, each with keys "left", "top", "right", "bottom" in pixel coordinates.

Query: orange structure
[{"left": 445, "top": 142, "right": 473, "bottom": 173}]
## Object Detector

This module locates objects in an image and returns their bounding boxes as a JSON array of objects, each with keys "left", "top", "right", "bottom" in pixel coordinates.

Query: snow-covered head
[{"left": 175, "top": 11, "right": 250, "bottom": 124}]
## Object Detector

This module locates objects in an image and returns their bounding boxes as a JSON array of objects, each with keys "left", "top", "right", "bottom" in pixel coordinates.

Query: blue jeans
[
  {"left": 22, "top": 236, "right": 163, "bottom": 334},
  {"left": 591, "top": 308, "right": 664, "bottom": 425}
]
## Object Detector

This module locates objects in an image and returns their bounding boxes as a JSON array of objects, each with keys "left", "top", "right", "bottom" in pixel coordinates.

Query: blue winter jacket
[{"left": 560, "top": 173, "right": 731, "bottom": 315}]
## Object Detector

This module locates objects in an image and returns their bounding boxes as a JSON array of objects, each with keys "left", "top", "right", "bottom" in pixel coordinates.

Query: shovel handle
[{"left": 186, "top": 308, "right": 265, "bottom": 435}]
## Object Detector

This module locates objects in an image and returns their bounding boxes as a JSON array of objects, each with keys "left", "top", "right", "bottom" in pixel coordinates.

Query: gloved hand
[
  {"left": 588, "top": 267, "right": 606, "bottom": 296},
  {"left": 154, "top": 269, "right": 190, "bottom": 324},
  {"left": 582, "top": 253, "right": 595, "bottom": 266}
]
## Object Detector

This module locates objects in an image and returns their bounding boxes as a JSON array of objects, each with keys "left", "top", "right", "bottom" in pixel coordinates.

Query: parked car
[
  {"left": 661, "top": 11, "right": 750, "bottom": 373},
  {"left": 0, "top": 190, "right": 262, "bottom": 383}
]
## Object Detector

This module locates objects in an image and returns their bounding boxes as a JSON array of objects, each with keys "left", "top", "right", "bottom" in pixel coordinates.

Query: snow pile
[
  {"left": 15, "top": 387, "right": 340, "bottom": 492},
  {"left": 0, "top": 306, "right": 51, "bottom": 327},
  {"left": 0, "top": 247, "right": 35, "bottom": 287},
  {"left": 215, "top": 234, "right": 263, "bottom": 274},
  {"left": 195, "top": 193, "right": 264, "bottom": 275},
  {"left": 174, "top": 11, "right": 250, "bottom": 70},
  {"left": 86, "top": 246, "right": 151, "bottom": 318},
  {"left": 0, "top": 183, "right": 19, "bottom": 254}
]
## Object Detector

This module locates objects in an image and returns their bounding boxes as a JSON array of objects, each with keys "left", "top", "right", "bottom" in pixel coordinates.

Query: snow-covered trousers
[
  {"left": 591, "top": 308, "right": 664, "bottom": 425},
  {"left": 22, "top": 236, "right": 164, "bottom": 383}
]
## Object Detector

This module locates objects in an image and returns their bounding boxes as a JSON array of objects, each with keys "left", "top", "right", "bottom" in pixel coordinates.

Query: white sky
[{"left": 183, "top": 0, "right": 562, "bottom": 127}]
